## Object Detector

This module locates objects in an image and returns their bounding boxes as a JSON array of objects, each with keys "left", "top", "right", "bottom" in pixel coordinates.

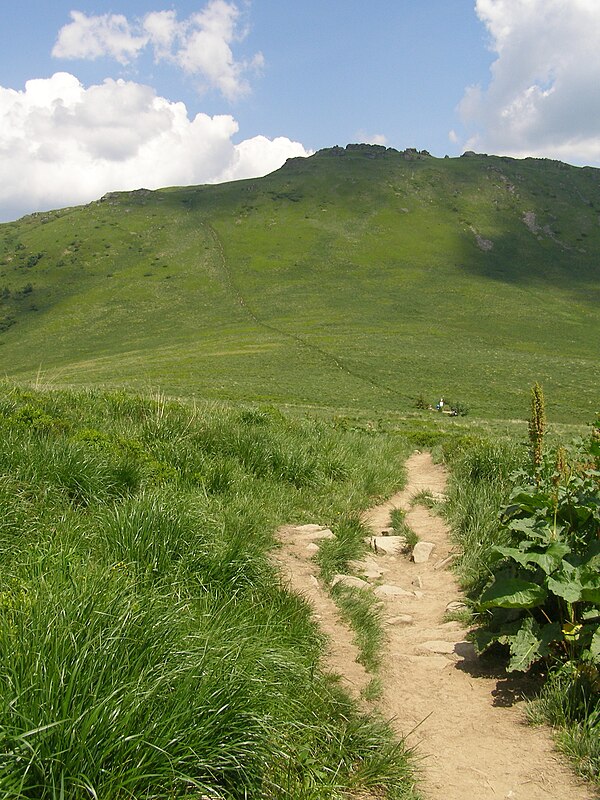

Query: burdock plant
[{"left": 529, "top": 382, "right": 546, "bottom": 485}]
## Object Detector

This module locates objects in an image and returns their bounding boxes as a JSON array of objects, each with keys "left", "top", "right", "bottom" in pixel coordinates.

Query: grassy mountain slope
[{"left": 1, "top": 145, "right": 598, "bottom": 421}]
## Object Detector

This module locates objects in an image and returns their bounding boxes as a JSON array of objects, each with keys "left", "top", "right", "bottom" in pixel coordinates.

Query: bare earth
[{"left": 274, "top": 451, "right": 597, "bottom": 800}]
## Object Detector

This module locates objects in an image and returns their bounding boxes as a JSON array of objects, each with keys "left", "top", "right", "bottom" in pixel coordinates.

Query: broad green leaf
[
  {"left": 506, "top": 518, "right": 540, "bottom": 535},
  {"left": 494, "top": 543, "right": 570, "bottom": 575},
  {"left": 471, "top": 628, "right": 499, "bottom": 655},
  {"left": 480, "top": 577, "right": 547, "bottom": 609},
  {"left": 582, "top": 540, "right": 600, "bottom": 571},
  {"left": 547, "top": 573, "right": 583, "bottom": 603},
  {"left": 581, "top": 587, "right": 600, "bottom": 604},
  {"left": 579, "top": 569, "right": 600, "bottom": 604},
  {"left": 507, "top": 621, "right": 540, "bottom": 672},
  {"left": 507, "top": 619, "right": 561, "bottom": 672},
  {"left": 582, "top": 608, "right": 600, "bottom": 621}
]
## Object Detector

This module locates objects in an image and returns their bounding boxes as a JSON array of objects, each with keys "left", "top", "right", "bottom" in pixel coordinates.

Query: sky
[{"left": 1, "top": 0, "right": 600, "bottom": 222}]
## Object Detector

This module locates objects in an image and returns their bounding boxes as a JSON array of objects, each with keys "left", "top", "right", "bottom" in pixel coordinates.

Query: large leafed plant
[{"left": 474, "top": 402, "right": 600, "bottom": 674}]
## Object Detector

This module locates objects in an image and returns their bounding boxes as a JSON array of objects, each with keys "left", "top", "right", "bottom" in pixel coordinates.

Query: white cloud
[
  {"left": 142, "top": 11, "right": 178, "bottom": 60},
  {"left": 52, "top": 2, "right": 263, "bottom": 101},
  {"left": 355, "top": 131, "right": 388, "bottom": 146},
  {"left": 0, "top": 73, "right": 309, "bottom": 222},
  {"left": 459, "top": 0, "right": 600, "bottom": 165},
  {"left": 52, "top": 10, "right": 147, "bottom": 65},
  {"left": 219, "top": 135, "right": 309, "bottom": 182}
]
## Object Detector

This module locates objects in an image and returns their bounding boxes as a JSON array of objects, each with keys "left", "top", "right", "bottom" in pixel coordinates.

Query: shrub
[{"left": 473, "top": 420, "right": 600, "bottom": 673}]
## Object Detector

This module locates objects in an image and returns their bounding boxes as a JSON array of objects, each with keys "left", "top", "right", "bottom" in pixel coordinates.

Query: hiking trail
[{"left": 274, "top": 451, "right": 596, "bottom": 800}]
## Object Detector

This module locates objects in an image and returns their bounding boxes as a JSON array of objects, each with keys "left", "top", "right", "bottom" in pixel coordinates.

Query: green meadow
[{"left": 1, "top": 146, "right": 598, "bottom": 422}]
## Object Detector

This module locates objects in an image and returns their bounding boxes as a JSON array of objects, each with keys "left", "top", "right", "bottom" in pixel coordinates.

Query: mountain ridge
[{"left": 1, "top": 147, "right": 598, "bottom": 421}]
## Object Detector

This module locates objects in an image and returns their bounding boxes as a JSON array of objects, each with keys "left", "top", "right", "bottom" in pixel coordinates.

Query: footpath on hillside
[{"left": 274, "top": 452, "right": 596, "bottom": 800}]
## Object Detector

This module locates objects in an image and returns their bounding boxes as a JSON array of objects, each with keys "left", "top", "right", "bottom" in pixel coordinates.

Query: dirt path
[{"left": 275, "top": 451, "right": 596, "bottom": 800}]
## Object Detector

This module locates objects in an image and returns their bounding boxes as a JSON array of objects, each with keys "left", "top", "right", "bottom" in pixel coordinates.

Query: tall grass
[
  {"left": 0, "top": 384, "right": 416, "bottom": 799},
  {"left": 528, "top": 667, "right": 600, "bottom": 785},
  {"left": 443, "top": 437, "right": 525, "bottom": 593}
]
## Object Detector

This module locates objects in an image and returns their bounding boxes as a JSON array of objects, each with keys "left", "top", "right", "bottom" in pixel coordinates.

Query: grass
[
  {"left": 1, "top": 148, "right": 599, "bottom": 422},
  {"left": 332, "top": 584, "right": 385, "bottom": 672},
  {"left": 315, "top": 514, "right": 389, "bottom": 672},
  {"left": 389, "top": 507, "right": 419, "bottom": 551},
  {"left": 443, "top": 437, "right": 525, "bottom": 593},
  {"left": 528, "top": 667, "right": 600, "bottom": 785},
  {"left": 0, "top": 383, "right": 418, "bottom": 799}
]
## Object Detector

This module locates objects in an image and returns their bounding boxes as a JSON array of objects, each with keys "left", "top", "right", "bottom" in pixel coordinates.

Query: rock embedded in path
[
  {"left": 412, "top": 541, "right": 435, "bottom": 563},
  {"left": 370, "top": 535, "right": 406, "bottom": 555},
  {"left": 374, "top": 583, "right": 415, "bottom": 598},
  {"left": 331, "top": 574, "right": 370, "bottom": 590},
  {"left": 352, "top": 556, "right": 386, "bottom": 579},
  {"left": 295, "top": 525, "right": 335, "bottom": 539},
  {"left": 295, "top": 524, "right": 326, "bottom": 533},
  {"left": 419, "top": 640, "right": 456, "bottom": 655},
  {"left": 386, "top": 614, "right": 414, "bottom": 625}
]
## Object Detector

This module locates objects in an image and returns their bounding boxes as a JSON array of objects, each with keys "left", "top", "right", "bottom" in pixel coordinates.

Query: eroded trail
[{"left": 275, "top": 452, "right": 596, "bottom": 800}]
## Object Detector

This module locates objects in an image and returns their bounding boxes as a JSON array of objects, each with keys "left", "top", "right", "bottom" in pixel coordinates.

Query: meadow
[{"left": 1, "top": 146, "right": 599, "bottom": 422}]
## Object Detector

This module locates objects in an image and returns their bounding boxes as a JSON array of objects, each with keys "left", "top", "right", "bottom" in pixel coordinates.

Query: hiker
[{"left": 436, "top": 397, "right": 444, "bottom": 412}]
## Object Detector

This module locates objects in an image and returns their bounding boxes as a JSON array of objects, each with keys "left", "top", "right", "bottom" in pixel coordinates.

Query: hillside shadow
[{"left": 455, "top": 226, "right": 599, "bottom": 301}]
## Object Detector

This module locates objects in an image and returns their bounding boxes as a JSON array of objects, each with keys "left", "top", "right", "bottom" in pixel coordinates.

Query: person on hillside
[{"left": 436, "top": 397, "right": 444, "bottom": 412}]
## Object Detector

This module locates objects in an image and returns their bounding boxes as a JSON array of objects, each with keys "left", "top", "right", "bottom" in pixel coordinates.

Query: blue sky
[{"left": 1, "top": 1, "right": 599, "bottom": 221}]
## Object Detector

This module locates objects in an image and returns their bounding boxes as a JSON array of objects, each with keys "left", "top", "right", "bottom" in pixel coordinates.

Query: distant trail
[
  {"left": 275, "top": 452, "right": 597, "bottom": 800},
  {"left": 202, "top": 220, "right": 403, "bottom": 401}
]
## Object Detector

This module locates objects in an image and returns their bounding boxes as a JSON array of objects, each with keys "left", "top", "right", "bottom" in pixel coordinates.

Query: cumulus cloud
[
  {"left": 0, "top": 72, "right": 309, "bottom": 222},
  {"left": 355, "top": 131, "right": 388, "bottom": 146},
  {"left": 458, "top": 0, "right": 600, "bottom": 165},
  {"left": 52, "top": 10, "right": 146, "bottom": 65},
  {"left": 52, "top": 1, "right": 263, "bottom": 100}
]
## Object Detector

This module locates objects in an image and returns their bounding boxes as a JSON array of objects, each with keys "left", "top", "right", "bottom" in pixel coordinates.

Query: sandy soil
[{"left": 274, "top": 452, "right": 597, "bottom": 800}]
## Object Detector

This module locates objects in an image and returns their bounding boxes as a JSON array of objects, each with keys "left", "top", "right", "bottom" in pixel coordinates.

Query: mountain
[{"left": 1, "top": 144, "right": 598, "bottom": 421}]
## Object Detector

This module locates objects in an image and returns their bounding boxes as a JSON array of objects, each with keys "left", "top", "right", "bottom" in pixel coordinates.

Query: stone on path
[
  {"left": 386, "top": 614, "right": 414, "bottom": 625},
  {"left": 353, "top": 556, "right": 386, "bottom": 579},
  {"left": 331, "top": 574, "right": 370, "bottom": 590},
  {"left": 419, "top": 640, "right": 456, "bottom": 655},
  {"left": 374, "top": 583, "right": 415, "bottom": 598},
  {"left": 295, "top": 524, "right": 326, "bottom": 533},
  {"left": 412, "top": 541, "right": 435, "bottom": 563},
  {"left": 295, "top": 525, "right": 335, "bottom": 539},
  {"left": 371, "top": 535, "right": 406, "bottom": 555}
]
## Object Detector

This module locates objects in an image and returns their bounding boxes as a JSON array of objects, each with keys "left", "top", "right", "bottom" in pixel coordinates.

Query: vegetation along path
[{"left": 276, "top": 451, "right": 595, "bottom": 800}]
